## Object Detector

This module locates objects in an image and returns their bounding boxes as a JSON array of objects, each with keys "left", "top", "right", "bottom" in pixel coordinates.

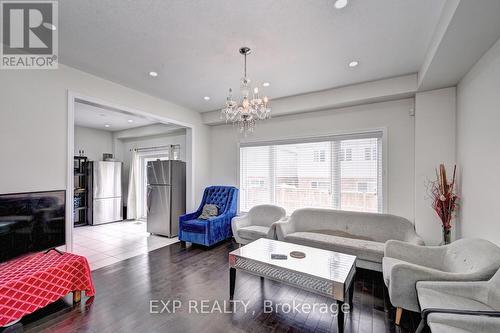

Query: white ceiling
[
  {"left": 74, "top": 101, "right": 159, "bottom": 131},
  {"left": 418, "top": 0, "right": 500, "bottom": 91},
  {"left": 59, "top": 0, "right": 446, "bottom": 112}
]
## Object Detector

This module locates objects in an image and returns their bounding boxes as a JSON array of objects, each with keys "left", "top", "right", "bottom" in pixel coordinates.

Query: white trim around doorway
[{"left": 66, "top": 90, "right": 196, "bottom": 252}]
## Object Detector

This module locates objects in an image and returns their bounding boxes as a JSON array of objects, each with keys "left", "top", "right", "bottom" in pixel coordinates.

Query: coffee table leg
[
  {"left": 349, "top": 283, "right": 354, "bottom": 307},
  {"left": 229, "top": 267, "right": 236, "bottom": 300},
  {"left": 337, "top": 300, "right": 344, "bottom": 333}
]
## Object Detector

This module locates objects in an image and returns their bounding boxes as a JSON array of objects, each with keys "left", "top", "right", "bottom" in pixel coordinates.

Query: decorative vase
[{"left": 441, "top": 227, "right": 451, "bottom": 245}]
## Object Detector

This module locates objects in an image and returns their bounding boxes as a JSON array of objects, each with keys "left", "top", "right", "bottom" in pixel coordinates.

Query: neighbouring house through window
[
  {"left": 239, "top": 131, "right": 383, "bottom": 214},
  {"left": 313, "top": 149, "right": 326, "bottom": 162}
]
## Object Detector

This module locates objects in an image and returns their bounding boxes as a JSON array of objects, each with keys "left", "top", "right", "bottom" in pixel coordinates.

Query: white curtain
[{"left": 127, "top": 151, "right": 141, "bottom": 220}]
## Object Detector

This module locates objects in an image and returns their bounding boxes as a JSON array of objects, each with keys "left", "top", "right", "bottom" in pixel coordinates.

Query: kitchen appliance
[
  {"left": 88, "top": 161, "right": 123, "bottom": 225},
  {"left": 147, "top": 160, "right": 186, "bottom": 237},
  {"left": 0, "top": 190, "right": 65, "bottom": 263}
]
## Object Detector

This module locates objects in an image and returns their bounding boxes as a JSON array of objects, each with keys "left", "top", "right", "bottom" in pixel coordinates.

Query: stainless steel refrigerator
[
  {"left": 146, "top": 160, "right": 186, "bottom": 237},
  {"left": 89, "top": 161, "right": 123, "bottom": 225}
]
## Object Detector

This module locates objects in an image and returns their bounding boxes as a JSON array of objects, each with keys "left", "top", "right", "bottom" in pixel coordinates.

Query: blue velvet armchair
[{"left": 178, "top": 186, "right": 238, "bottom": 246}]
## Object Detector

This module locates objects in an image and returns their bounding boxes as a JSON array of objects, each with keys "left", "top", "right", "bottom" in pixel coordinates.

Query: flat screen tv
[{"left": 0, "top": 190, "right": 66, "bottom": 263}]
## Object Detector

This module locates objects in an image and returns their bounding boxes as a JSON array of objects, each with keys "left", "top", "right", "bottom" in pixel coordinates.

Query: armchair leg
[
  {"left": 395, "top": 307, "right": 403, "bottom": 326},
  {"left": 415, "top": 318, "right": 426, "bottom": 333}
]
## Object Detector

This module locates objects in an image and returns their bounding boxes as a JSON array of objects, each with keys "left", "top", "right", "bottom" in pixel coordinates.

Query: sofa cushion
[
  {"left": 418, "top": 287, "right": 494, "bottom": 312},
  {"left": 199, "top": 204, "right": 218, "bottom": 219},
  {"left": 308, "top": 229, "right": 375, "bottom": 242},
  {"left": 180, "top": 219, "right": 208, "bottom": 233},
  {"left": 238, "top": 225, "right": 270, "bottom": 241},
  {"left": 428, "top": 313, "right": 500, "bottom": 333},
  {"left": 283, "top": 232, "right": 384, "bottom": 264}
]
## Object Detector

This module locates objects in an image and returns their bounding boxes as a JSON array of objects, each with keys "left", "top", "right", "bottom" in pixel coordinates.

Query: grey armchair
[
  {"left": 231, "top": 204, "right": 286, "bottom": 245},
  {"left": 415, "top": 269, "right": 500, "bottom": 333},
  {"left": 383, "top": 238, "right": 500, "bottom": 325}
]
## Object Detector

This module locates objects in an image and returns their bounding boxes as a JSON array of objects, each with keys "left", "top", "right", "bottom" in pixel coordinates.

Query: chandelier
[{"left": 221, "top": 47, "right": 271, "bottom": 134}]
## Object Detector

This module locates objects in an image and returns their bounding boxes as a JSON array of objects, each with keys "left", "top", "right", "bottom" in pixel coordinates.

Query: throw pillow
[{"left": 199, "top": 204, "right": 218, "bottom": 219}]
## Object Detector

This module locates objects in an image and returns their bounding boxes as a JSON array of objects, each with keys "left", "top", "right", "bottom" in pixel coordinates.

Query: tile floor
[{"left": 71, "top": 220, "right": 178, "bottom": 270}]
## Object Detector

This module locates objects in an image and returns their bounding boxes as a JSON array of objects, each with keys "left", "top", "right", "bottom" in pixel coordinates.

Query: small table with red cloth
[{"left": 0, "top": 251, "right": 95, "bottom": 327}]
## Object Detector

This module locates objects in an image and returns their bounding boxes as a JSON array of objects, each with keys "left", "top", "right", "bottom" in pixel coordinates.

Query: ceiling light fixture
[
  {"left": 334, "top": 0, "right": 348, "bottom": 9},
  {"left": 263, "top": 82, "right": 270, "bottom": 87},
  {"left": 127, "top": 119, "right": 134, "bottom": 123},
  {"left": 221, "top": 47, "right": 271, "bottom": 135},
  {"left": 149, "top": 71, "right": 158, "bottom": 77},
  {"left": 104, "top": 124, "right": 111, "bottom": 128},
  {"left": 348, "top": 60, "right": 359, "bottom": 68},
  {"left": 203, "top": 96, "right": 211, "bottom": 101}
]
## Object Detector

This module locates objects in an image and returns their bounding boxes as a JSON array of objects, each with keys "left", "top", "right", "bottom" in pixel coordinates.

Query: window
[
  {"left": 364, "top": 147, "right": 371, "bottom": 160},
  {"left": 311, "top": 181, "right": 329, "bottom": 191},
  {"left": 345, "top": 148, "right": 352, "bottom": 161},
  {"left": 313, "top": 149, "right": 326, "bottom": 162},
  {"left": 364, "top": 147, "right": 378, "bottom": 161},
  {"left": 240, "top": 132, "right": 383, "bottom": 214},
  {"left": 249, "top": 179, "right": 265, "bottom": 188},
  {"left": 372, "top": 147, "right": 377, "bottom": 161},
  {"left": 340, "top": 148, "right": 353, "bottom": 161},
  {"left": 357, "top": 182, "right": 377, "bottom": 193}
]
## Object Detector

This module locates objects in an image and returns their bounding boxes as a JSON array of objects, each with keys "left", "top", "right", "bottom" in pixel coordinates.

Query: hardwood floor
[{"left": 1, "top": 240, "right": 422, "bottom": 333}]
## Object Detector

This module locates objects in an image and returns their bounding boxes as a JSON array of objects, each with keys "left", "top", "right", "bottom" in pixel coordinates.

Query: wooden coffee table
[{"left": 228, "top": 238, "right": 356, "bottom": 333}]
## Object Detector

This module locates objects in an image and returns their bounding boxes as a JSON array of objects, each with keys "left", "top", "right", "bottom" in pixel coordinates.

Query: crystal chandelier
[{"left": 221, "top": 47, "right": 271, "bottom": 134}]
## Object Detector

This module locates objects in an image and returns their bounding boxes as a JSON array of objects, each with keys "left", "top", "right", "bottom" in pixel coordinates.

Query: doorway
[
  {"left": 136, "top": 149, "right": 170, "bottom": 219},
  {"left": 67, "top": 92, "right": 195, "bottom": 270}
]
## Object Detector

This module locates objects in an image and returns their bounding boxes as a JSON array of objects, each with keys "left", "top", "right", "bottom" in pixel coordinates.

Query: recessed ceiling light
[
  {"left": 127, "top": 119, "right": 134, "bottom": 123},
  {"left": 348, "top": 60, "right": 359, "bottom": 68},
  {"left": 203, "top": 96, "right": 211, "bottom": 101},
  {"left": 149, "top": 71, "right": 158, "bottom": 77},
  {"left": 104, "top": 124, "right": 111, "bottom": 128},
  {"left": 334, "top": 0, "right": 348, "bottom": 9},
  {"left": 263, "top": 82, "right": 270, "bottom": 87}
]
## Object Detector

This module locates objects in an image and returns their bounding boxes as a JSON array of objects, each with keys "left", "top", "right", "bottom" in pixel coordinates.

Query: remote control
[{"left": 271, "top": 253, "right": 288, "bottom": 260}]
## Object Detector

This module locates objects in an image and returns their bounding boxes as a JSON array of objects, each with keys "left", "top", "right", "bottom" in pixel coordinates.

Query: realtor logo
[{"left": 1, "top": 0, "right": 58, "bottom": 69}]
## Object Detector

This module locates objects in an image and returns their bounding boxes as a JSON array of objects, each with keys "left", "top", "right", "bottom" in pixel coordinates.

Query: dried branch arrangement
[{"left": 429, "top": 164, "right": 458, "bottom": 242}]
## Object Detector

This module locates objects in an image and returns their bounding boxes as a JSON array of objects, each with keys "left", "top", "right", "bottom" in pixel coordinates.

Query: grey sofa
[
  {"left": 415, "top": 269, "right": 500, "bottom": 333},
  {"left": 231, "top": 204, "right": 286, "bottom": 245},
  {"left": 275, "top": 208, "right": 424, "bottom": 271},
  {"left": 383, "top": 238, "right": 500, "bottom": 325}
]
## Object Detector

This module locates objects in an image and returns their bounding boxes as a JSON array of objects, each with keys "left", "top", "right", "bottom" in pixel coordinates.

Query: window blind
[{"left": 239, "top": 132, "right": 383, "bottom": 214}]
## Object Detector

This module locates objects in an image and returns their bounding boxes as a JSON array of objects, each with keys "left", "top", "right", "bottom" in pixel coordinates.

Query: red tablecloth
[{"left": 0, "top": 251, "right": 95, "bottom": 326}]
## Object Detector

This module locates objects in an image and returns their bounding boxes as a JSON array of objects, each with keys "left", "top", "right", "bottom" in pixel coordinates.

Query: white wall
[
  {"left": 74, "top": 126, "right": 113, "bottom": 161},
  {"left": 414, "top": 87, "right": 456, "bottom": 245},
  {"left": 210, "top": 99, "right": 416, "bottom": 221},
  {"left": 0, "top": 64, "right": 211, "bottom": 210},
  {"left": 457, "top": 37, "right": 500, "bottom": 245}
]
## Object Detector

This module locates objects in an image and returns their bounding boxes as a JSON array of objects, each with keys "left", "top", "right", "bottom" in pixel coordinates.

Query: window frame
[{"left": 237, "top": 129, "right": 387, "bottom": 214}]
